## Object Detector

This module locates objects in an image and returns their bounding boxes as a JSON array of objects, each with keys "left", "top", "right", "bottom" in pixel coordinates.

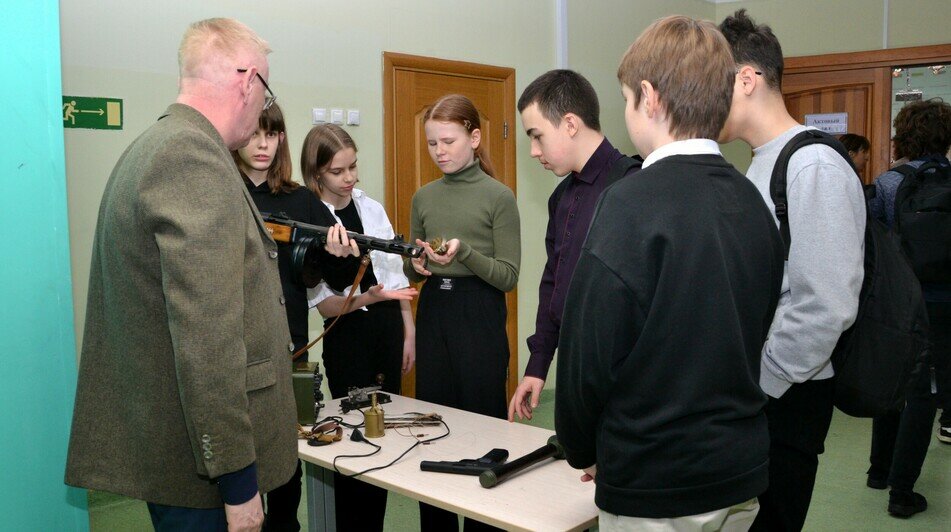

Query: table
[{"left": 299, "top": 394, "right": 598, "bottom": 531}]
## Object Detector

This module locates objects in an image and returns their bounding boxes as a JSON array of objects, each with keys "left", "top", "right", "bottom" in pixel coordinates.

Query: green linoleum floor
[{"left": 88, "top": 390, "right": 950, "bottom": 531}]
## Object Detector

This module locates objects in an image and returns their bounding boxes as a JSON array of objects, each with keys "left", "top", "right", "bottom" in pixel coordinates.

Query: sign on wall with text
[{"left": 804, "top": 112, "right": 848, "bottom": 135}]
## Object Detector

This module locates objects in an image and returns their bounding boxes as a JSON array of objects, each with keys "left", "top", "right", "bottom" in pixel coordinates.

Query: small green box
[{"left": 292, "top": 362, "right": 321, "bottom": 425}]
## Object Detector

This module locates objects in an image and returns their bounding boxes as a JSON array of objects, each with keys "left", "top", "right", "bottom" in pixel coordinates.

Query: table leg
[{"left": 304, "top": 461, "right": 336, "bottom": 532}]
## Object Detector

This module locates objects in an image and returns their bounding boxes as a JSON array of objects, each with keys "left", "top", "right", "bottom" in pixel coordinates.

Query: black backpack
[
  {"left": 770, "top": 130, "right": 929, "bottom": 417},
  {"left": 893, "top": 161, "right": 951, "bottom": 284}
]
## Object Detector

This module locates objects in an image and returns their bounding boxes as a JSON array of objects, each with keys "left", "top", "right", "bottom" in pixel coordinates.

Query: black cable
[
  {"left": 313, "top": 412, "right": 365, "bottom": 430},
  {"left": 333, "top": 417, "right": 451, "bottom": 478},
  {"left": 332, "top": 437, "right": 382, "bottom": 474}
]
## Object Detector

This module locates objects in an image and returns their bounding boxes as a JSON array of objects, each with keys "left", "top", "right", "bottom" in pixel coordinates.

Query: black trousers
[
  {"left": 869, "top": 301, "right": 950, "bottom": 491},
  {"left": 750, "top": 378, "right": 835, "bottom": 532},
  {"left": 323, "top": 300, "right": 404, "bottom": 398},
  {"left": 148, "top": 503, "right": 227, "bottom": 531},
  {"left": 263, "top": 461, "right": 302, "bottom": 532},
  {"left": 414, "top": 276, "right": 508, "bottom": 417},
  {"left": 323, "top": 301, "right": 404, "bottom": 531},
  {"left": 415, "top": 276, "right": 508, "bottom": 532}
]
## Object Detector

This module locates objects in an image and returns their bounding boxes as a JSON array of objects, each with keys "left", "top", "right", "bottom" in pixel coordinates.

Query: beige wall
[
  {"left": 714, "top": 0, "right": 951, "bottom": 170},
  {"left": 62, "top": 0, "right": 951, "bottom": 385},
  {"left": 567, "top": 0, "right": 716, "bottom": 158}
]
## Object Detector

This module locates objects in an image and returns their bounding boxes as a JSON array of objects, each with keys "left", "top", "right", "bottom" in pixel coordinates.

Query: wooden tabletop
[{"left": 298, "top": 394, "right": 598, "bottom": 532}]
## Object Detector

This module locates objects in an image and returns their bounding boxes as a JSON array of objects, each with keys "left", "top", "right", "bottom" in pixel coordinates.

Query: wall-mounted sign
[
  {"left": 804, "top": 112, "right": 847, "bottom": 135},
  {"left": 62, "top": 96, "right": 122, "bottom": 130}
]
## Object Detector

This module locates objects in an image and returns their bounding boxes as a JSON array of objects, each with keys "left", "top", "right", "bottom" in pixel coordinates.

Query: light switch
[
  {"left": 347, "top": 109, "right": 360, "bottom": 126},
  {"left": 312, "top": 108, "right": 327, "bottom": 124},
  {"left": 330, "top": 109, "right": 344, "bottom": 125}
]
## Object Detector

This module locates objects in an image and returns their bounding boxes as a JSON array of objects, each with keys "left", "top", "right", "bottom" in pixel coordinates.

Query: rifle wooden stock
[{"left": 265, "top": 222, "right": 294, "bottom": 244}]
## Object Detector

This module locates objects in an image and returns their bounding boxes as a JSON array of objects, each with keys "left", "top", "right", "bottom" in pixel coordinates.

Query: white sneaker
[{"left": 938, "top": 424, "right": 951, "bottom": 444}]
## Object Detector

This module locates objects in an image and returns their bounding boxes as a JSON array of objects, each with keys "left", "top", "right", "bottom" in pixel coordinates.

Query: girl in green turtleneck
[{"left": 404, "top": 93, "right": 520, "bottom": 531}]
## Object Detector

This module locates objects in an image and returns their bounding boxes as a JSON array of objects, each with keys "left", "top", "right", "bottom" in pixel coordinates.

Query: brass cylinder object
[{"left": 364, "top": 392, "right": 385, "bottom": 438}]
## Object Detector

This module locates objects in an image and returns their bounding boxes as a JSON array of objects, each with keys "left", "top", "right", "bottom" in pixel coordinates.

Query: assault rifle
[{"left": 261, "top": 212, "right": 424, "bottom": 259}]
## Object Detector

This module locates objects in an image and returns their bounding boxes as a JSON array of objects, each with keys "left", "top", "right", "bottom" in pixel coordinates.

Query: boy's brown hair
[
  {"left": 617, "top": 15, "right": 735, "bottom": 140},
  {"left": 892, "top": 98, "right": 951, "bottom": 161}
]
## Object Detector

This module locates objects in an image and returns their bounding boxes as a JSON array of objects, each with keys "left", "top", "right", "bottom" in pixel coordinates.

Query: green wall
[{"left": 0, "top": 0, "right": 88, "bottom": 529}]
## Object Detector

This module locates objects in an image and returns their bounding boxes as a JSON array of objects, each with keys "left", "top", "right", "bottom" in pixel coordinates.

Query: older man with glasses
[
  {"left": 238, "top": 68, "right": 277, "bottom": 110},
  {"left": 66, "top": 18, "right": 355, "bottom": 532}
]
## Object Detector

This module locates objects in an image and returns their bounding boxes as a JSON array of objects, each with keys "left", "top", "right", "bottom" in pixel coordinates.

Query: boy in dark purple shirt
[{"left": 509, "top": 70, "right": 640, "bottom": 421}]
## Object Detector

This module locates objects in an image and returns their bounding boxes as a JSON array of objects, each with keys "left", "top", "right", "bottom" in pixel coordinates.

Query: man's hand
[
  {"left": 581, "top": 465, "right": 597, "bottom": 482},
  {"left": 507, "top": 376, "right": 545, "bottom": 421},
  {"left": 325, "top": 223, "right": 360, "bottom": 257},
  {"left": 224, "top": 493, "right": 264, "bottom": 532}
]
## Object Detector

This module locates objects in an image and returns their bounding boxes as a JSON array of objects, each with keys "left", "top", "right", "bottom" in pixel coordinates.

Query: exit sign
[{"left": 62, "top": 96, "right": 123, "bottom": 130}]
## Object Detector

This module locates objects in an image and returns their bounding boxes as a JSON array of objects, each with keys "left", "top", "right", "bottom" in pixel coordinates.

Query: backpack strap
[
  {"left": 769, "top": 129, "right": 859, "bottom": 259},
  {"left": 605, "top": 155, "right": 643, "bottom": 187},
  {"left": 894, "top": 161, "right": 946, "bottom": 186},
  {"left": 892, "top": 163, "right": 917, "bottom": 180}
]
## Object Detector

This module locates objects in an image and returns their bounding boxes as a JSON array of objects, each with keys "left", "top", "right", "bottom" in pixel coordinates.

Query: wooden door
[
  {"left": 783, "top": 44, "right": 951, "bottom": 183},
  {"left": 782, "top": 68, "right": 890, "bottom": 183},
  {"left": 383, "top": 52, "right": 517, "bottom": 400}
]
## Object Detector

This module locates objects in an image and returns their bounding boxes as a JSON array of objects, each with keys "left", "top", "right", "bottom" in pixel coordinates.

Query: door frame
[
  {"left": 785, "top": 44, "right": 951, "bottom": 73},
  {"left": 383, "top": 52, "right": 517, "bottom": 215},
  {"left": 784, "top": 44, "right": 951, "bottom": 180},
  {"left": 382, "top": 51, "right": 520, "bottom": 399}
]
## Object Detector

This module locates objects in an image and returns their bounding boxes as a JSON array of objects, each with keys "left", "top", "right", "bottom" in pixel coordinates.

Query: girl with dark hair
[
  {"left": 405, "top": 94, "right": 520, "bottom": 532},
  {"left": 839, "top": 133, "right": 871, "bottom": 174},
  {"left": 234, "top": 103, "right": 356, "bottom": 360},
  {"left": 233, "top": 103, "right": 356, "bottom": 531}
]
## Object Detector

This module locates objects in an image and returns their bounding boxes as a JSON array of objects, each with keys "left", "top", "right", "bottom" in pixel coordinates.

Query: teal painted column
[{"left": 0, "top": 1, "right": 89, "bottom": 530}]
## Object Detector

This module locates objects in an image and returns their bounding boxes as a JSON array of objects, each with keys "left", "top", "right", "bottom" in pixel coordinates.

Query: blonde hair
[
  {"left": 178, "top": 18, "right": 271, "bottom": 79},
  {"left": 300, "top": 124, "right": 358, "bottom": 196},
  {"left": 618, "top": 16, "right": 735, "bottom": 140}
]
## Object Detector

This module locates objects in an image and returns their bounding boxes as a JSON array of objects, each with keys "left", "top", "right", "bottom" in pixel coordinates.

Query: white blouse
[{"left": 307, "top": 188, "right": 411, "bottom": 311}]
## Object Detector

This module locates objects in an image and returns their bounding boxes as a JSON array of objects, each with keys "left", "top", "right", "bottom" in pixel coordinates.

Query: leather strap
[
  {"left": 297, "top": 422, "right": 343, "bottom": 444},
  {"left": 292, "top": 254, "right": 371, "bottom": 360}
]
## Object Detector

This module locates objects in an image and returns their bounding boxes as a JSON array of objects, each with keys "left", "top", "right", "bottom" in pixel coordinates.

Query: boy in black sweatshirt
[{"left": 555, "top": 15, "right": 784, "bottom": 530}]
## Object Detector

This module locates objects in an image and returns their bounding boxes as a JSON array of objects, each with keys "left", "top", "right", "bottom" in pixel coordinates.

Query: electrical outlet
[{"left": 312, "top": 108, "right": 327, "bottom": 124}]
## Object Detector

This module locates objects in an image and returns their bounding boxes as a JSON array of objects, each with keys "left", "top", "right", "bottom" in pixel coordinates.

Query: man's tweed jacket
[{"left": 66, "top": 104, "right": 297, "bottom": 507}]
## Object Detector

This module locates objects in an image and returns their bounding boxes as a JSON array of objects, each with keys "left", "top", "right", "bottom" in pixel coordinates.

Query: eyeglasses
[
  {"left": 237, "top": 68, "right": 276, "bottom": 110},
  {"left": 736, "top": 68, "right": 764, "bottom": 76}
]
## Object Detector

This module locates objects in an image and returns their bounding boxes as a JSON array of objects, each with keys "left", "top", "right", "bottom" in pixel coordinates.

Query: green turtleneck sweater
[{"left": 403, "top": 161, "right": 520, "bottom": 291}]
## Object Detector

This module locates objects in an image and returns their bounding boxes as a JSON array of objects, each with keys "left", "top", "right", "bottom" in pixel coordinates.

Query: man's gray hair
[{"left": 178, "top": 18, "right": 270, "bottom": 79}]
